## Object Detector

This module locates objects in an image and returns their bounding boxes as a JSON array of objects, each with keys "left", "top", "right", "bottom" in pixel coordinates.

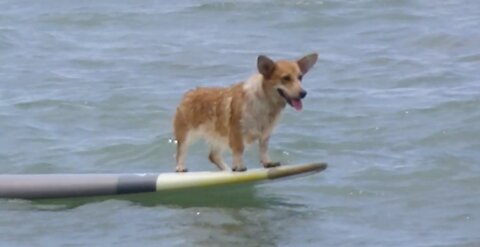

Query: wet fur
[{"left": 173, "top": 53, "right": 318, "bottom": 172}]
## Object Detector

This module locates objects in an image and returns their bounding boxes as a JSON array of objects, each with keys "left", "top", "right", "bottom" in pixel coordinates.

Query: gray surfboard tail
[{"left": 0, "top": 163, "right": 327, "bottom": 200}]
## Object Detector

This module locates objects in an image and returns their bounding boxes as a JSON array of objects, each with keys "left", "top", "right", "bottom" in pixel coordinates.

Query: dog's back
[{"left": 174, "top": 86, "right": 235, "bottom": 145}]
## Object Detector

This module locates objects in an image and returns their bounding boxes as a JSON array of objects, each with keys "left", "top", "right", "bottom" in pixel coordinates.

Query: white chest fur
[{"left": 241, "top": 74, "right": 281, "bottom": 142}]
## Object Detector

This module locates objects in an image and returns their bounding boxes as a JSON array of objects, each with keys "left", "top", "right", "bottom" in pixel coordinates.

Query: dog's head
[{"left": 257, "top": 53, "right": 318, "bottom": 111}]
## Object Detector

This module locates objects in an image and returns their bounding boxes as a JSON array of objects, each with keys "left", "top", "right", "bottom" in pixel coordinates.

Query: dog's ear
[
  {"left": 257, "top": 55, "right": 275, "bottom": 78},
  {"left": 297, "top": 53, "right": 318, "bottom": 75}
]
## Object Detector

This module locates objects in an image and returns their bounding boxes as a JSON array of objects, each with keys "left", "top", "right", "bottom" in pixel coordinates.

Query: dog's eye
[
  {"left": 282, "top": 75, "right": 292, "bottom": 82},
  {"left": 298, "top": 75, "right": 303, "bottom": 81}
]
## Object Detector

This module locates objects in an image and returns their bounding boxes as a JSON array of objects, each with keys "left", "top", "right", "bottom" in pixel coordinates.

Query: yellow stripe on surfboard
[{"left": 155, "top": 163, "right": 327, "bottom": 191}]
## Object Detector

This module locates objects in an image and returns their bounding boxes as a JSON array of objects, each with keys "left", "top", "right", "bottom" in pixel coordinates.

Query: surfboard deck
[{"left": 0, "top": 163, "right": 327, "bottom": 200}]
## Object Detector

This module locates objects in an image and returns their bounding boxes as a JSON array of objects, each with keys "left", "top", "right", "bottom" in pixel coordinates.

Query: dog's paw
[
  {"left": 175, "top": 168, "right": 188, "bottom": 173},
  {"left": 263, "top": 162, "right": 281, "bottom": 168},
  {"left": 232, "top": 167, "right": 247, "bottom": 172}
]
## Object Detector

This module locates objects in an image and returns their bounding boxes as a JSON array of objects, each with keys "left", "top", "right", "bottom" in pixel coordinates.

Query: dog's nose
[{"left": 299, "top": 90, "right": 307, "bottom": 99}]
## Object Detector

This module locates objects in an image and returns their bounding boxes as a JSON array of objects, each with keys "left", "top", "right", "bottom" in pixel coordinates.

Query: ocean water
[{"left": 1, "top": 0, "right": 480, "bottom": 246}]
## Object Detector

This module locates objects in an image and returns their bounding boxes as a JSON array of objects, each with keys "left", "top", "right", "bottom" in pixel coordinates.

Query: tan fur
[{"left": 173, "top": 53, "right": 318, "bottom": 172}]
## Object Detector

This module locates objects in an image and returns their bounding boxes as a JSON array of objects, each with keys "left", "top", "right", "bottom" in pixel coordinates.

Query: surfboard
[{"left": 0, "top": 163, "right": 327, "bottom": 200}]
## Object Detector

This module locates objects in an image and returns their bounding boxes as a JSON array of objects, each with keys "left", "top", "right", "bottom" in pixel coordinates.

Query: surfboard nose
[{"left": 266, "top": 162, "right": 327, "bottom": 180}]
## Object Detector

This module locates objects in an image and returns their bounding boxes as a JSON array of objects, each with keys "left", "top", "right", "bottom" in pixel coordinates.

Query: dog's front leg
[
  {"left": 259, "top": 136, "right": 281, "bottom": 168},
  {"left": 229, "top": 129, "right": 247, "bottom": 172}
]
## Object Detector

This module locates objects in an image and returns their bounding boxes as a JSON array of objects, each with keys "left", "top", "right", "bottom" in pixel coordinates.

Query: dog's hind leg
[
  {"left": 208, "top": 147, "right": 229, "bottom": 171},
  {"left": 174, "top": 113, "right": 189, "bottom": 172},
  {"left": 175, "top": 141, "right": 188, "bottom": 172}
]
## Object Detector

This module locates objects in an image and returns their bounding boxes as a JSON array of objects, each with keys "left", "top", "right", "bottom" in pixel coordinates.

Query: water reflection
[
  {"left": 17, "top": 184, "right": 306, "bottom": 246},
  {"left": 184, "top": 207, "right": 281, "bottom": 247}
]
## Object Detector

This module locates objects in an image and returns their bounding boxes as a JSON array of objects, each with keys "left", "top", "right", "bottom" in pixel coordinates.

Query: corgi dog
[{"left": 173, "top": 53, "right": 318, "bottom": 172}]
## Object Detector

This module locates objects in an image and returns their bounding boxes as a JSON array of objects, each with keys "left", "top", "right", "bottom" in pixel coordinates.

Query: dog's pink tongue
[{"left": 291, "top": 99, "right": 303, "bottom": 111}]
